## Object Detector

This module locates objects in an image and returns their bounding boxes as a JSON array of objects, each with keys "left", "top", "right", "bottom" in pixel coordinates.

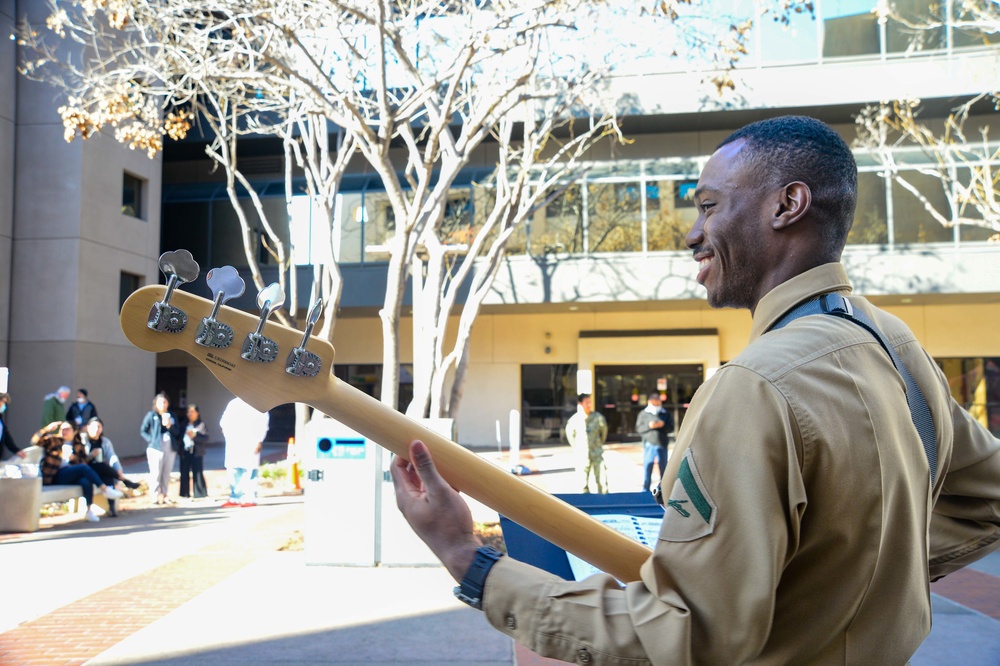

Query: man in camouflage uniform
[{"left": 564, "top": 393, "right": 608, "bottom": 494}]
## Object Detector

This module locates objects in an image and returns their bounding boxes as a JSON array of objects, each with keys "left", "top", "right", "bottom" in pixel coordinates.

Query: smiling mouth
[{"left": 693, "top": 251, "right": 714, "bottom": 285}]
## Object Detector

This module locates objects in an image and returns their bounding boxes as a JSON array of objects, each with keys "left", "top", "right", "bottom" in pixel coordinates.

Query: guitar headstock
[{"left": 120, "top": 258, "right": 334, "bottom": 413}]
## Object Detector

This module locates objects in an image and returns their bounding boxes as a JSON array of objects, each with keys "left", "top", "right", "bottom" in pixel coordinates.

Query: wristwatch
[{"left": 453, "top": 545, "right": 504, "bottom": 610}]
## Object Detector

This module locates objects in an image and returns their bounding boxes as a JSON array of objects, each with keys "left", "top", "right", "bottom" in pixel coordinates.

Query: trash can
[
  {"left": 300, "top": 416, "right": 438, "bottom": 567},
  {"left": 0, "top": 477, "right": 43, "bottom": 533}
]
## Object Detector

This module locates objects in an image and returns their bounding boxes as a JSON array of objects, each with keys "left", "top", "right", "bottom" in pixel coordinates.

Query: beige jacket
[{"left": 483, "top": 263, "right": 1000, "bottom": 665}]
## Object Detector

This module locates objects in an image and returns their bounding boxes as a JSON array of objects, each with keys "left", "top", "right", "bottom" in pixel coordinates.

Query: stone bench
[{"left": 0, "top": 448, "right": 111, "bottom": 533}]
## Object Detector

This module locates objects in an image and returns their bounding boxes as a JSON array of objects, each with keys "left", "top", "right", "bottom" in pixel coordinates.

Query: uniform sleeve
[
  {"left": 928, "top": 396, "right": 1000, "bottom": 580},
  {"left": 482, "top": 367, "right": 800, "bottom": 665}
]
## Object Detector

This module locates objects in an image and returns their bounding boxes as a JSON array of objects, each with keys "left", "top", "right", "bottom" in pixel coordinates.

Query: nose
[{"left": 685, "top": 214, "right": 705, "bottom": 251}]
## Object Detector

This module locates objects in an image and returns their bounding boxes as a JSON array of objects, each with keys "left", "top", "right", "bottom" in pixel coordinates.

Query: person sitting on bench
[{"left": 31, "top": 421, "right": 123, "bottom": 523}]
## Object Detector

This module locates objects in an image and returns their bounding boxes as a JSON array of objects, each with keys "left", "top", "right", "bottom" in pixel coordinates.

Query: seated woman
[
  {"left": 31, "top": 421, "right": 123, "bottom": 523},
  {"left": 80, "top": 417, "right": 140, "bottom": 516}
]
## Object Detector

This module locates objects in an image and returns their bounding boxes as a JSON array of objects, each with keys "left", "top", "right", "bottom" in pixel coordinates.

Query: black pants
[
  {"left": 89, "top": 461, "right": 119, "bottom": 486},
  {"left": 179, "top": 451, "right": 207, "bottom": 498},
  {"left": 87, "top": 461, "right": 119, "bottom": 516}
]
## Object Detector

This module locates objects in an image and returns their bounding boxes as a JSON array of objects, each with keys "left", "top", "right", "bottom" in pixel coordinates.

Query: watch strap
[{"left": 453, "top": 545, "right": 503, "bottom": 610}]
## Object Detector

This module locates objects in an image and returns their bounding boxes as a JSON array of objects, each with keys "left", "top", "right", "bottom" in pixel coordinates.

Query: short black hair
[
  {"left": 577, "top": 393, "right": 591, "bottom": 403},
  {"left": 718, "top": 115, "right": 858, "bottom": 253},
  {"left": 648, "top": 392, "right": 661, "bottom": 402},
  {"left": 77, "top": 388, "right": 88, "bottom": 397}
]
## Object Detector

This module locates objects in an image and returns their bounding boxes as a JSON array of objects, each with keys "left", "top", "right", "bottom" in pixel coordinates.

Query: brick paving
[
  {"left": 0, "top": 471, "right": 300, "bottom": 666},
  {"left": 931, "top": 567, "right": 1000, "bottom": 622},
  {"left": 1, "top": 443, "right": 997, "bottom": 665}
]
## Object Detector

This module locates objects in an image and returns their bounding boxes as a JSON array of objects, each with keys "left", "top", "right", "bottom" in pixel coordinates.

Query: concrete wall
[
  {"left": 3, "top": 0, "right": 162, "bottom": 456},
  {"left": 0, "top": 0, "right": 16, "bottom": 368}
]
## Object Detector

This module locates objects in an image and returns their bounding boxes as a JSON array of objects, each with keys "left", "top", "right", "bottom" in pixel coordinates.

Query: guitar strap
[{"left": 769, "top": 293, "right": 938, "bottom": 486}]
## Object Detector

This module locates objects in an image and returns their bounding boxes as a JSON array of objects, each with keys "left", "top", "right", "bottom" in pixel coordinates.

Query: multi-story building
[{"left": 3, "top": 0, "right": 999, "bottom": 456}]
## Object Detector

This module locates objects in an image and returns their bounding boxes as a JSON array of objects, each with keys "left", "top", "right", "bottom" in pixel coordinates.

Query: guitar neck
[{"left": 120, "top": 285, "right": 652, "bottom": 582}]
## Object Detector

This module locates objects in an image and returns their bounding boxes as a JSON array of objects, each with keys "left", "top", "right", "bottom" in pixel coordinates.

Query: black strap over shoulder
[{"left": 769, "top": 293, "right": 938, "bottom": 486}]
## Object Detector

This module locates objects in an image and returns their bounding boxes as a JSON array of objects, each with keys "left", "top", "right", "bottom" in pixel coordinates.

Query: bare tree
[
  {"left": 855, "top": 3, "right": 1000, "bottom": 239},
  {"left": 19, "top": 0, "right": 813, "bottom": 422}
]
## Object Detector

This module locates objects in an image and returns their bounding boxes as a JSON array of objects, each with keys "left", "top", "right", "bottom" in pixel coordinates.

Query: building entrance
[{"left": 594, "top": 364, "right": 703, "bottom": 442}]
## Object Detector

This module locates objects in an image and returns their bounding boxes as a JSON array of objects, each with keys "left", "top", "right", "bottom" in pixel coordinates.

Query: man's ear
[{"left": 773, "top": 181, "right": 811, "bottom": 230}]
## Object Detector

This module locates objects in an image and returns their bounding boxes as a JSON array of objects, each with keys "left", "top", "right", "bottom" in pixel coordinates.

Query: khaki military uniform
[{"left": 483, "top": 263, "right": 1000, "bottom": 665}]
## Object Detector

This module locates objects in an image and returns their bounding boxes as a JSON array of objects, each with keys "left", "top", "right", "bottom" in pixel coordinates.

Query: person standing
[
  {"left": 1, "top": 393, "right": 25, "bottom": 460},
  {"left": 179, "top": 404, "right": 209, "bottom": 500},
  {"left": 31, "top": 421, "right": 122, "bottom": 523},
  {"left": 391, "top": 116, "right": 1000, "bottom": 664},
  {"left": 65, "top": 389, "right": 98, "bottom": 429},
  {"left": 636, "top": 392, "right": 674, "bottom": 493},
  {"left": 140, "top": 393, "right": 179, "bottom": 505},
  {"left": 564, "top": 393, "right": 608, "bottom": 494},
  {"left": 219, "top": 397, "right": 269, "bottom": 508},
  {"left": 40, "top": 386, "right": 70, "bottom": 427}
]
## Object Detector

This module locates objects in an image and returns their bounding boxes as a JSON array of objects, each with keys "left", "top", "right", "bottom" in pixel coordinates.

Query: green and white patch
[{"left": 660, "top": 449, "right": 716, "bottom": 542}]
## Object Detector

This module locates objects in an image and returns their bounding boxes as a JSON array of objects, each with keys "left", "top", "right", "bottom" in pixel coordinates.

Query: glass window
[
  {"left": 821, "top": 1, "right": 880, "bottom": 58},
  {"left": 959, "top": 223, "right": 997, "bottom": 243},
  {"left": 890, "top": 171, "right": 955, "bottom": 245},
  {"left": 646, "top": 180, "right": 697, "bottom": 251},
  {"left": 209, "top": 200, "right": 257, "bottom": 267},
  {"left": 123, "top": 172, "right": 144, "bottom": 218},
  {"left": 469, "top": 182, "right": 528, "bottom": 256},
  {"left": 885, "top": 1, "right": 945, "bottom": 53},
  {"left": 587, "top": 181, "right": 642, "bottom": 253},
  {"left": 361, "top": 191, "right": 395, "bottom": 262},
  {"left": 848, "top": 171, "right": 889, "bottom": 245},
  {"left": 952, "top": 3, "right": 1000, "bottom": 48},
  {"left": 118, "top": 271, "right": 141, "bottom": 312},
  {"left": 332, "top": 363, "right": 413, "bottom": 413},
  {"left": 951, "top": 165, "right": 996, "bottom": 244},
  {"left": 594, "top": 364, "right": 703, "bottom": 442},
  {"left": 937, "top": 357, "right": 1000, "bottom": 436},
  {"left": 521, "top": 364, "right": 577, "bottom": 444},
  {"left": 338, "top": 192, "right": 364, "bottom": 263},
  {"left": 438, "top": 190, "right": 474, "bottom": 247},
  {"left": 531, "top": 183, "right": 584, "bottom": 255},
  {"left": 161, "top": 201, "right": 210, "bottom": 266}
]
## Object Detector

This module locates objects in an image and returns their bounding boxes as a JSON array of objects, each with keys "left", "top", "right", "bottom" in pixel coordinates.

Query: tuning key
[
  {"left": 195, "top": 266, "right": 246, "bottom": 349},
  {"left": 241, "top": 282, "right": 285, "bottom": 363},
  {"left": 148, "top": 249, "right": 200, "bottom": 333},
  {"left": 286, "top": 299, "right": 324, "bottom": 377}
]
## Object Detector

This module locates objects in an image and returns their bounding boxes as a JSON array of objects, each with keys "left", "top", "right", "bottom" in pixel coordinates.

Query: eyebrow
[{"left": 693, "top": 183, "right": 721, "bottom": 198}]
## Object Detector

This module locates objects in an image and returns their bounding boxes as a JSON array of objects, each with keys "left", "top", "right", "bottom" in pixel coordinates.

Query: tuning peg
[
  {"left": 240, "top": 282, "right": 285, "bottom": 363},
  {"left": 194, "top": 266, "right": 246, "bottom": 349},
  {"left": 147, "top": 249, "right": 200, "bottom": 333},
  {"left": 286, "top": 299, "right": 324, "bottom": 377}
]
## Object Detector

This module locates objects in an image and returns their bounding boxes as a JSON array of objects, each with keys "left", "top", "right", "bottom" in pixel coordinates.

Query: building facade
[{"left": 2, "top": 0, "right": 999, "bottom": 456}]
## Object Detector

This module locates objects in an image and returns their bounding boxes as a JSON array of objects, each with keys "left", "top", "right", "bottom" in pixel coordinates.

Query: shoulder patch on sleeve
[{"left": 659, "top": 449, "right": 717, "bottom": 542}]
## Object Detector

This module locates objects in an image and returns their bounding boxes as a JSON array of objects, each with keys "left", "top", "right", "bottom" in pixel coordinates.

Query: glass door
[{"left": 594, "top": 364, "right": 704, "bottom": 442}]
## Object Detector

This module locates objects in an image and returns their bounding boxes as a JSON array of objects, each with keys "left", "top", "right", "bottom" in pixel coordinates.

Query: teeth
[{"left": 699, "top": 257, "right": 712, "bottom": 269}]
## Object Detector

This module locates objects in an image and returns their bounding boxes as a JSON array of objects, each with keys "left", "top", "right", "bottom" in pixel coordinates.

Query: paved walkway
[{"left": 0, "top": 442, "right": 998, "bottom": 665}]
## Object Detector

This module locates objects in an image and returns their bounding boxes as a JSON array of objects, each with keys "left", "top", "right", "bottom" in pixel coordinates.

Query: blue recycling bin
[{"left": 499, "top": 491, "right": 662, "bottom": 581}]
